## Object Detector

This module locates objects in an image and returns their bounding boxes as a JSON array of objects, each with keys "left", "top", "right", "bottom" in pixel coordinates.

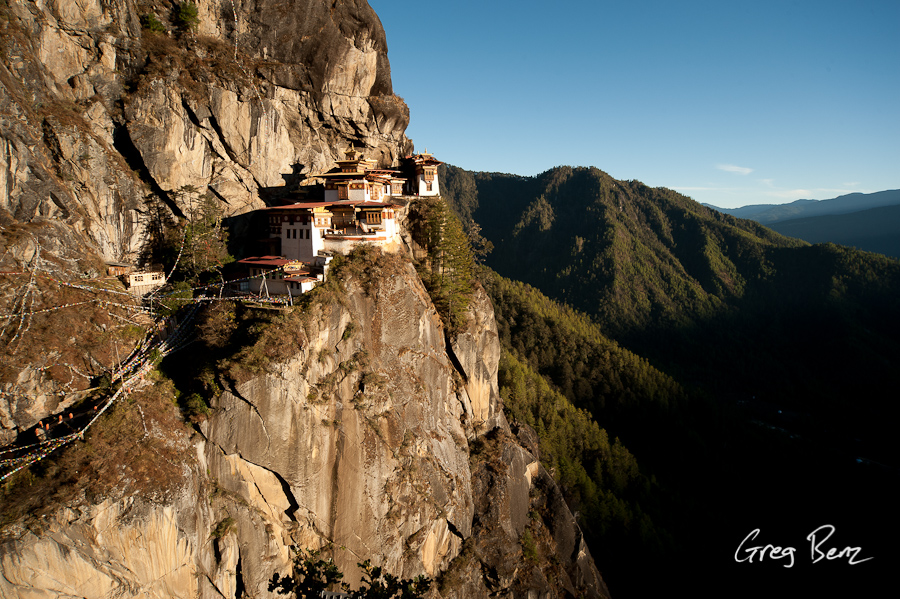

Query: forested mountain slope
[
  {"left": 443, "top": 164, "right": 806, "bottom": 339},
  {"left": 479, "top": 268, "right": 687, "bottom": 596},
  {"left": 442, "top": 165, "right": 900, "bottom": 447},
  {"left": 443, "top": 163, "right": 900, "bottom": 598}
]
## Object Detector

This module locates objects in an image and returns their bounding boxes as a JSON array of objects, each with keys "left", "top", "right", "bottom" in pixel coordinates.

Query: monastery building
[{"left": 237, "top": 148, "right": 442, "bottom": 296}]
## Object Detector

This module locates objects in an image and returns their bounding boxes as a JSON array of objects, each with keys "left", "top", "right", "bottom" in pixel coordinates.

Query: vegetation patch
[
  {"left": 211, "top": 516, "right": 235, "bottom": 539},
  {"left": 520, "top": 528, "right": 538, "bottom": 563},
  {"left": 173, "top": 2, "right": 200, "bottom": 32},
  {"left": 0, "top": 372, "right": 190, "bottom": 532},
  {"left": 0, "top": 273, "right": 147, "bottom": 392},
  {"left": 407, "top": 196, "right": 476, "bottom": 333},
  {"left": 140, "top": 13, "right": 166, "bottom": 33},
  {"left": 340, "top": 320, "right": 356, "bottom": 341},
  {"left": 270, "top": 547, "right": 430, "bottom": 598}
]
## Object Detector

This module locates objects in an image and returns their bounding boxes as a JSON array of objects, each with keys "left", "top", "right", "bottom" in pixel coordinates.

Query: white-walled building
[
  {"left": 266, "top": 200, "right": 402, "bottom": 262},
  {"left": 267, "top": 203, "right": 335, "bottom": 262},
  {"left": 320, "top": 147, "right": 406, "bottom": 204},
  {"left": 125, "top": 270, "right": 165, "bottom": 295},
  {"left": 238, "top": 146, "right": 443, "bottom": 296},
  {"left": 237, "top": 256, "right": 327, "bottom": 296},
  {"left": 316, "top": 146, "right": 444, "bottom": 200},
  {"left": 409, "top": 150, "right": 443, "bottom": 196}
]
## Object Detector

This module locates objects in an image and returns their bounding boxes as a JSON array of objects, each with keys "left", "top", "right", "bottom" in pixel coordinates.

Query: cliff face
[
  {"left": 0, "top": 2, "right": 609, "bottom": 596},
  {"left": 0, "top": 257, "right": 608, "bottom": 598},
  {"left": 0, "top": 0, "right": 411, "bottom": 273},
  {"left": 0, "top": 0, "right": 411, "bottom": 438},
  {"left": 200, "top": 260, "right": 480, "bottom": 593}
]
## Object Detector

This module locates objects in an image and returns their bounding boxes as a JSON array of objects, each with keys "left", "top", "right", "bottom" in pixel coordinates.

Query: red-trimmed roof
[
  {"left": 238, "top": 256, "right": 293, "bottom": 267},
  {"left": 268, "top": 200, "right": 398, "bottom": 211},
  {"left": 266, "top": 202, "right": 333, "bottom": 210},
  {"left": 406, "top": 152, "right": 443, "bottom": 166}
]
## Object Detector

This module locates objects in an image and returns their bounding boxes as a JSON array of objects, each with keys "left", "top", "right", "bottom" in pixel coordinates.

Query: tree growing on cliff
[
  {"left": 140, "top": 187, "right": 233, "bottom": 286},
  {"left": 269, "top": 548, "right": 430, "bottom": 599},
  {"left": 408, "top": 196, "right": 476, "bottom": 332},
  {"left": 140, "top": 13, "right": 167, "bottom": 33},
  {"left": 176, "top": 188, "right": 233, "bottom": 282},
  {"left": 174, "top": 2, "right": 200, "bottom": 33}
]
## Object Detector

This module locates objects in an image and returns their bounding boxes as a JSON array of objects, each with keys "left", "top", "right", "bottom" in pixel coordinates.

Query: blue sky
[{"left": 369, "top": 0, "right": 898, "bottom": 209}]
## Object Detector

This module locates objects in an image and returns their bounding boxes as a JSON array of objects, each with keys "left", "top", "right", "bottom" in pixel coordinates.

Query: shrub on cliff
[
  {"left": 140, "top": 13, "right": 166, "bottom": 33},
  {"left": 270, "top": 547, "right": 430, "bottom": 598},
  {"left": 173, "top": 2, "right": 199, "bottom": 32}
]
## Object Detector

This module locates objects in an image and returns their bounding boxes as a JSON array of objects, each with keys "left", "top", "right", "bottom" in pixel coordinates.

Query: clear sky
[{"left": 369, "top": 0, "right": 899, "bottom": 209}]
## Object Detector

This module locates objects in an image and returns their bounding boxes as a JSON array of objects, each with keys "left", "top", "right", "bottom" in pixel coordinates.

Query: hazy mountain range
[{"left": 706, "top": 190, "right": 900, "bottom": 258}]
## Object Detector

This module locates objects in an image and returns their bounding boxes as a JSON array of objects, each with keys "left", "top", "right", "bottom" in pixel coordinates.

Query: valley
[
  {"left": 441, "top": 163, "right": 900, "bottom": 598},
  {"left": 0, "top": 1, "right": 896, "bottom": 598}
]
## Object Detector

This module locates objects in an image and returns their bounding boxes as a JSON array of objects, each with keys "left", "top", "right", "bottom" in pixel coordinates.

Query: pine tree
[
  {"left": 409, "top": 197, "right": 476, "bottom": 332},
  {"left": 148, "top": 186, "right": 233, "bottom": 285},
  {"left": 174, "top": 2, "right": 200, "bottom": 33}
]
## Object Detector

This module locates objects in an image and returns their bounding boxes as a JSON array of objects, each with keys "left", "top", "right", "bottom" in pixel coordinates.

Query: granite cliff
[
  {"left": 0, "top": 0, "right": 410, "bottom": 438},
  {"left": 0, "top": 0, "right": 410, "bottom": 275},
  {"left": 0, "top": 1, "right": 610, "bottom": 597},
  {"left": 1, "top": 253, "right": 609, "bottom": 598}
]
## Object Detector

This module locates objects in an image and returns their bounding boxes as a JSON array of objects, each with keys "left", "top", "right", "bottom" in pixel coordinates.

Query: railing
[{"left": 326, "top": 225, "right": 383, "bottom": 237}]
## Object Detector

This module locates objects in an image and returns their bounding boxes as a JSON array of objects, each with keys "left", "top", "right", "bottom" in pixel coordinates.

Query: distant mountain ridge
[
  {"left": 706, "top": 189, "right": 900, "bottom": 224},
  {"left": 768, "top": 203, "right": 900, "bottom": 259},
  {"left": 706, "top": 189, "right": 900, "bottom": 258}
]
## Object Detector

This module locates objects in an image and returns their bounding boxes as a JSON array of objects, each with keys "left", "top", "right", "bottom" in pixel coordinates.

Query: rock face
[
  {"left": 0, "top": 0, "right": 412, "bottom": 438},
  {"left": 0, "top": 1, "right": 610, "bottom": 596},
  {"left": 0, "top": 258, "right": 609, "bottom": 598},
  {"left": 0, "top": 0, "right": 411, "bottom": 274},
  {"left": 1, "top": 495, "right": 202, "bottom": 598},
  {"left": 199, "top": 261, "right": 476, "bottom": 594}
]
